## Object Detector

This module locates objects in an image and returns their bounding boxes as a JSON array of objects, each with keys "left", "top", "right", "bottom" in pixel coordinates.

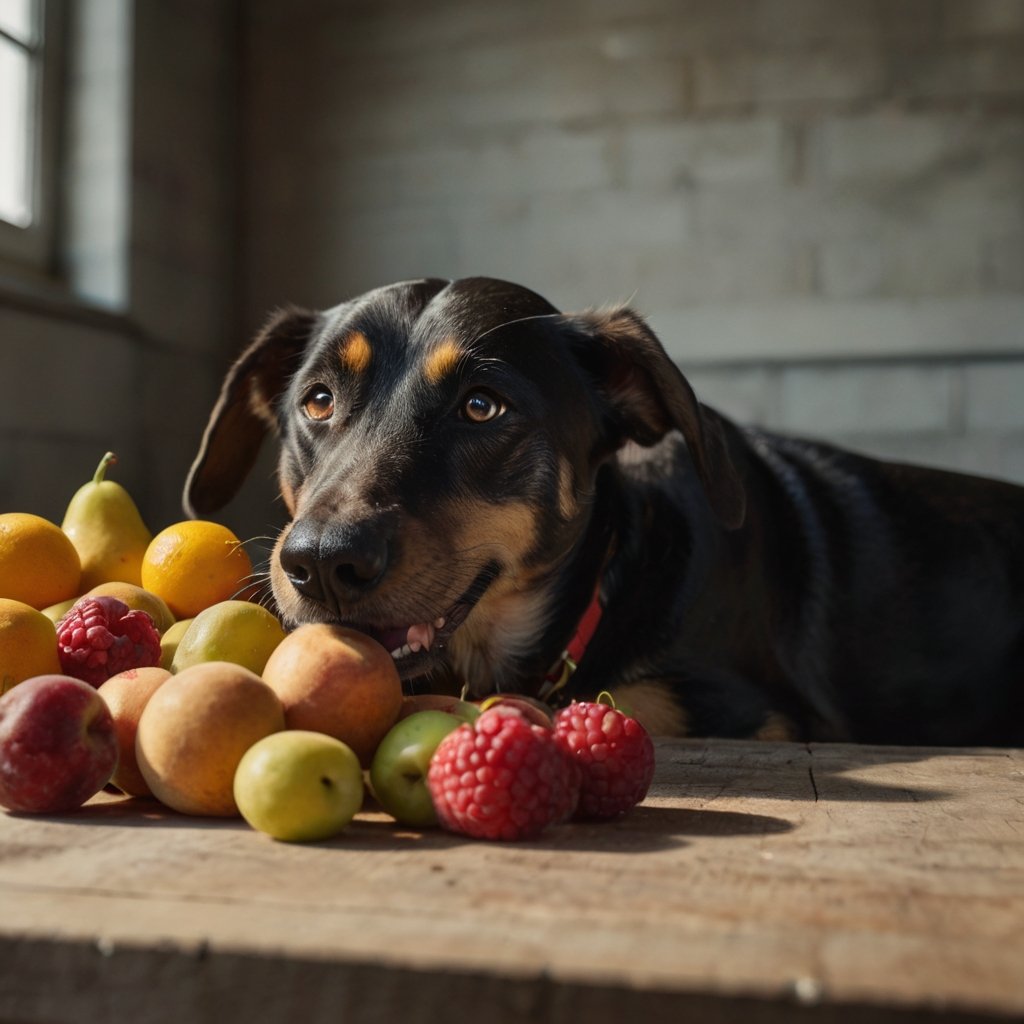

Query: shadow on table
[
  {"left": 20, "top": 738, "right": 1007, "bottom": 846},
  {"left": 19, "top": 793, "right": 794, "bottom": 855},
  {"left": 5, "top": 795, "right": 247, "bottom": 829},
  {"left": 330, "top": 807, "right": 796, "bottom": 854}
]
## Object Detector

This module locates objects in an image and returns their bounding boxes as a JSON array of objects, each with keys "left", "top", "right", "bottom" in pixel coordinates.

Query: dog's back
[
  {"left": 738, "top": 429, "right": 1024, "bottom": 745},
  {"left": 184, "top": 276, "right": 1024, "bottom": 747}
]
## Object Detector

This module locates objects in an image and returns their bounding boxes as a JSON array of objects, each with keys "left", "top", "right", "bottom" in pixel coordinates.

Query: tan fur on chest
[
  {"left": 609, "top": 680, "right": 690, "bottom": 737},
  {"left": 450, "top": 580, "right": 554, "bottom": 695}
]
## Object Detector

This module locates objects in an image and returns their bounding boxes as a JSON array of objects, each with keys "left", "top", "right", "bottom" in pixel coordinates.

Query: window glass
[
  {"left": 0, "top": 0, "right": 34, "bottom": 43},
  {"left": 0, "top": 38, "right": 32, "bottom": 226}
]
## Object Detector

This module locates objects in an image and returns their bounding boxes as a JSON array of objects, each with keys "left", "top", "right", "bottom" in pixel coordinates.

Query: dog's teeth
[
  {"left": 406, "top": 621, "right": 436, "bottom": 652},
  {"left": 434, "top": 617, "right": 446, "bottom": 629},
  {"left": 391, "top": 622, "right": 442, "bottom": 660}
]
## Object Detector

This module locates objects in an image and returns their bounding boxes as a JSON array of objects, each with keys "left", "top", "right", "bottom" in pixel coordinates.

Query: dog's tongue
[
  {"left": 377, "top": 619, "right": 446, "bottom": 659},
  {"left": 406, "top": 621, "right": 436, "bottom": 652}
]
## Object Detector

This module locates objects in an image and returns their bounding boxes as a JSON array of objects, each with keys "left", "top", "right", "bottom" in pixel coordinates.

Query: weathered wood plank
[{"left": 0, "top": 739, "right": 1021, "bottom": 1023}]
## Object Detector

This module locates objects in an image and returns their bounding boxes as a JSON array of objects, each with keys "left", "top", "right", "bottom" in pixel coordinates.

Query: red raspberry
[
  {"left": 56, "top": 596, "right": 161, "bottom": 686},
  {"left": 553, "top": 701, "right": 655, "bottom": 819},
  {"left": 427, "top": 705, "right": 580, "bottom": 841}
]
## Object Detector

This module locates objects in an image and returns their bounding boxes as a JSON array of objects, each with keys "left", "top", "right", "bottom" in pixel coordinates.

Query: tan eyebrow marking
[
  {"left": 423, "top": 336, "right": 463, "bottom": 385},
  {"left": 339, "top": 331, "right": 372, "bottom": 374}
]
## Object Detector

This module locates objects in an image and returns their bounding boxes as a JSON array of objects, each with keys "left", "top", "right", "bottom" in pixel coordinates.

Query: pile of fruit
[{"left": 0, "top": 454, "right": 655, "bottom": 843}]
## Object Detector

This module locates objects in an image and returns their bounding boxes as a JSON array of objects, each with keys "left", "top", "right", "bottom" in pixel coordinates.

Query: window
[{"left": 0, "top": 0, "right": 59, "bottom": 271}]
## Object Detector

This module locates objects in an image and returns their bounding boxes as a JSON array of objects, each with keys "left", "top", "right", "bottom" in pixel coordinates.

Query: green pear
[{"left": 61, "top": 452, "right": 153, "bottom": 591}]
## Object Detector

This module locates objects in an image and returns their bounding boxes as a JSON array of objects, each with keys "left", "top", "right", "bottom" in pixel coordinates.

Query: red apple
[{"left": 0, "top": 674, "right": 118, "bottom": 813}]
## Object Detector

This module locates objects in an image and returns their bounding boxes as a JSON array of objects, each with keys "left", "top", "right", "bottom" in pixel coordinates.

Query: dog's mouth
[
  {"left": 366, "top": 603, "right": 466, "bottom": 662},
  {"left": 335, "top": 562, "right": 499, "bottom": 677}
]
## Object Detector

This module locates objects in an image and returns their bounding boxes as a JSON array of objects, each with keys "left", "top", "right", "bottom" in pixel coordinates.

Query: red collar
[{"left": 540, "top": 578, "right": 604, "bottom": 698}]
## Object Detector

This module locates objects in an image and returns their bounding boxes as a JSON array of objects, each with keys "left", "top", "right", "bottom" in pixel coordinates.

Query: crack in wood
[{"left": 806, "top": 746, "right": 820, "bottom": 802}]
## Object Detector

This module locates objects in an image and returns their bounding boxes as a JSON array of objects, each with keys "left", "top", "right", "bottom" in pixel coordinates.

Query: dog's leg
[{"left": 605, "top": 670, "right": 802, "bottom": 742}]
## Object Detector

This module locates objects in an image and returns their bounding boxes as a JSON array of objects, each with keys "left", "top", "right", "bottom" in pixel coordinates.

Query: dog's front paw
[{"left": 753, "top": 711, "right": 798, "bottom": 742}]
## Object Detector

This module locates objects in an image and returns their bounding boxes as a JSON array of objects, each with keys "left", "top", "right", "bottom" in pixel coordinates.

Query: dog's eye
[
  {"left": 302, "top": 384, "right": 335, "bottom": 422},
  {"left": 462, "top": 390, "right": 504, "bottom": 423}
]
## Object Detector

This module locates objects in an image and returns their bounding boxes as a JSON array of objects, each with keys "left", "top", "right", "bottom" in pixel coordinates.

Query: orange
[
  {"left": 0, "top": 598, "right": 62, "bottom": 694},
  {"left": 141, "top": 520, "right": 252, "bottom": 620},
  {"left": 0, "top": 512, "right": 82, "bottom": 610}
]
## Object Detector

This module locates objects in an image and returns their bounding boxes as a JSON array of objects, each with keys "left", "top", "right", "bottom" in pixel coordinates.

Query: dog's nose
[{"left": 279, "top": 517, "right": 390, "bottom": 606}]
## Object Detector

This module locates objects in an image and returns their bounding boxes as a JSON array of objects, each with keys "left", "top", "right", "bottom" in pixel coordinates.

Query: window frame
[{"left": 0, "top": 0, "right": 63, "bottom": 276}]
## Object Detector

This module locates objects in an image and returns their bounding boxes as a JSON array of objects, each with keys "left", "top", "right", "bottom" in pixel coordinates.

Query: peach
[
  {"left": 261, "top": 624, "right": 403, "bottom": 766},
  {"left": 136, "top": 661, "right": 284, "bottom": 816},
  {"left": 97, "top": 666, "right": 171, "bottom": 797}
]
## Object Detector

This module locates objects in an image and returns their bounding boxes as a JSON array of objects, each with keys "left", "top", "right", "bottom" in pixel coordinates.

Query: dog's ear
[
  {"left": 564, "top": 306, "right": 746, "bottom": 530},
  {"left": 184, "top": 306, "right": 319, "bottom": 518}
]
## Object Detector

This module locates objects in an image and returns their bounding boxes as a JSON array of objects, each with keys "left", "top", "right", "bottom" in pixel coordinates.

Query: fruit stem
[
  {"left": 93, "top": 452, "right": 118, "bottom": 485},
  {"left": 596, "top": 690, "right": 617, "bottom": 708}
]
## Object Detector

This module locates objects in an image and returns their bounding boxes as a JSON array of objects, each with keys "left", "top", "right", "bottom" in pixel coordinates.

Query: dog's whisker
[{"left": 471, "top": 311, "right": 563, "bottom": 346}]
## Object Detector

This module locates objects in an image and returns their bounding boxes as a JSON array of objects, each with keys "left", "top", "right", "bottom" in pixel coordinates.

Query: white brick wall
[
  {"left": 5, "top": 0, "right": 1024, "bottom": 533},
  {"left": 965, "top": 362, "right": 1024, "bottom": 432},
  {"left": 241, "top": 0, "right": 1024, "bottom": 487},
  {"left": 688, "top": 356, "right": 1024, "bottom": 486},
  {"left": 779, "top": 365, "right": 957, "bottom": 437}
]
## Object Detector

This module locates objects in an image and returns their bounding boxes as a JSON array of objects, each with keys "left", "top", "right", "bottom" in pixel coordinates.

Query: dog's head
[{"left": 185, "top": 277, "right": 743, "bottom": 693}]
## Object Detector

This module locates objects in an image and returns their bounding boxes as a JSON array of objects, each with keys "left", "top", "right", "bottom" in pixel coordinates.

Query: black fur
[{"left": 186, "top": 277, "right": 1024, "bottom": 746}]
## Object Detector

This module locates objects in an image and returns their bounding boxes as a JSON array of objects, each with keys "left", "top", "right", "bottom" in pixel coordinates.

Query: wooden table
[{"left": 1, "top": 738, "right": 1022, "bottom": 1023}]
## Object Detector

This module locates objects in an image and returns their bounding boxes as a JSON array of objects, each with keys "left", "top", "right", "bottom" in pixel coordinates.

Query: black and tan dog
[{"left": 185, "top": 277, "right": 1024, "bottom": 747}]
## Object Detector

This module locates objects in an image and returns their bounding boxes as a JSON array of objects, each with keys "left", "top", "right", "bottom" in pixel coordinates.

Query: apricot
[{"left": 136, "top": 661, "right": 284, "bottom": 816}]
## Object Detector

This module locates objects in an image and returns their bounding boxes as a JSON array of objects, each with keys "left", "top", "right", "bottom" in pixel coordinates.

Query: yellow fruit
[
  {"left": 41, "top": 597, "right": 78, "bottom": 624},
  {"left": 234, "top": 731, "right": 364, "bottom": 843},
  {"left": 135, "top": 661, "right": 285, "bottom": 816},
  {"left": 0, "top": 512, "right": 81, "bottom": 609},
  {"left": 170, "top": 600, "right": 286, "bottom": 675},
  {"left": 141, "top": 520, "right": 252, "bottom": 620},
  {"left": 87, "top": 582, "right": 176, "bottom": 634},
  {"left": 0, "top": 598, "right": 62, "bottom": 694},
  {"left": 61, "top": 452, "right": 152, "bottom": 590},
  {"left": 159, "top": 618, "right": 194, "bottom": 670}
]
